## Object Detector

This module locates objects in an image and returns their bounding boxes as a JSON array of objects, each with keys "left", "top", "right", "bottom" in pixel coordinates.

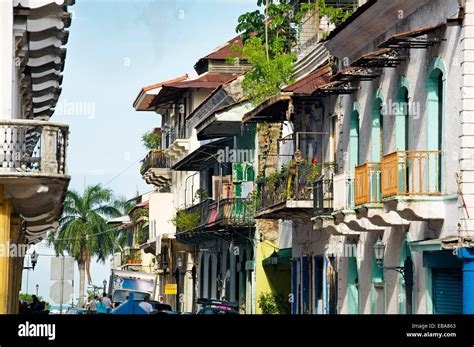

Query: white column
[
  {"left": 460, "top": 0, "right": 474, "bottom": 237},
  {"left": 0, "top": 0, "right": 13, "bottom": 120}
]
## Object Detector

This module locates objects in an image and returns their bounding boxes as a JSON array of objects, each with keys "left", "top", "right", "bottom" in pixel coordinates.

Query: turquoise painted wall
[
  {"left": 349, "top": 108, "right": 360, "bottom": 170},
  {"left": 347, "top": 256, "right": 359, "bottom": 314},
  {"left": 371, "top": 91, "right": 384, "bottom": 161}
]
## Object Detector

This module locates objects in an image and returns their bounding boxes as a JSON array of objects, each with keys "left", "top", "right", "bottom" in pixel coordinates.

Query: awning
[
  {"left": 262, "top": 248, "right": 292, "bottom": 266},
  {"left": 196, "top": 101, "right": 253, "bottom": 140},
  {"left": 172, "top": 137, "right": 233, "bottom": 171},
  {"left": 351, "top": 47, "right": 409, "bottom": 68},
  {"left": 107, "top": 215, "right": 131, "bottom": 225},
  {"left": 242, "top": 93, "right": 293, "bottom": 124},
  {"left": 409, "top": 236, "right": 459, "bottom": 252},
  {"left": 378, "top": 24, "right": 446, "bottom": 49},
  {"left": 313, "top": 80, "right": 359, "bottom": 96},
  {"left": 409, "top": 239, "right": 442, "bottom": 252},
  {"left": 331, "top": 66, "right": 380, "bottom": 83}
]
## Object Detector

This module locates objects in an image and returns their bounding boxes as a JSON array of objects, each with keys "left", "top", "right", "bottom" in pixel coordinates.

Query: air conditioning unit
[{"left": 113, "top": 252, "right": 122, "bottom": 268}]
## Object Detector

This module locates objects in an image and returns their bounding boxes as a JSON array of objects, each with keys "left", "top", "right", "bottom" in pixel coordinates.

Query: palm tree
[
  {"left": 47, "top": 184, "right": 121, "bottom": 306},
  {"left": 109, "top": 195, "right": 135, "bottom": 252}
]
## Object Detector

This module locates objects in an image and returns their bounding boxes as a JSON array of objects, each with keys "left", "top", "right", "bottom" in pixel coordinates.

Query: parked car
[
  {"left": 148, "top": 300, "right": 173, "bottom": 313},
  {"left": 196, "top": 298, "right": 239, "bottom": 315},
  {"left": 66, "top": 307, "right": 85, "bottom": 315}
]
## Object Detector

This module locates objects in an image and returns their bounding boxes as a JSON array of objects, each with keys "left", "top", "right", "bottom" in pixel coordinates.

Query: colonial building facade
[
  {"left": 133, "top": 0, "right": 474, "bottom": 314},
  {"left": 0, "top": 0, "right": 74, "bottom": 313}
]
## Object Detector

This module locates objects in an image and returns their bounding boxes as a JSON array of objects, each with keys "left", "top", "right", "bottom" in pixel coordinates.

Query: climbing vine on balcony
[
  {"left": 142, "top": 130, "right": 162, "bottom": 150},
  {"left": 171, "top": 209, "right": 200, "bottom": 232}
]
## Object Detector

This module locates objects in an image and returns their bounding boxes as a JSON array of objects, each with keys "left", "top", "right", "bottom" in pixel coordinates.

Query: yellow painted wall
[
  {"left": 0, "top": 185, "right": 14, "bottom": 314},
  {"left": 255, "top": 240, "right": 291, "bottom": 314}
]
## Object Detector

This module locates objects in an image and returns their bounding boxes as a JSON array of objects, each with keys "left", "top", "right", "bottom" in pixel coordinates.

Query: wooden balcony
[
  {"left": 354, "top": 162, "right": 381, "bottom": 206},
  {"left": 381, "top": 150, "right": 443, "bottom": 198}
]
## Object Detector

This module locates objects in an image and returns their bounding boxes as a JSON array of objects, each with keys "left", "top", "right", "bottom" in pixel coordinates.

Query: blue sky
[{"left": 23, "top": 0, "right": 258, "bottom": 305}]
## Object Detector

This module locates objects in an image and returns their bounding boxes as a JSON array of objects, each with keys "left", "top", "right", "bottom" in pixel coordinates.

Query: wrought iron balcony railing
[
  {"left": 0, "top": 119, "right": 68, "bottom": 176},
  {"left": 140, "top": 150, "right": 171, "bottom": 176},
  {"left": 313, "top": 165, "right": 336, "bottom": 216},
  {"left": 177, "top": 198, "right": 254, "bottom": 233},
  {"left": 164, "top": 126, "right": 187, "bottom": 147},
  {"left": 381, "top": 150, "right": 443, "bottom": 198},
  {"left": 354, "top": 162, "right": 381, "bottom": 205},
  {"left": 257, "top": 163, "right": 311, "bottom": 211},
  {"left": 258, "top": 162, "right": 336, "bottom": 212}
]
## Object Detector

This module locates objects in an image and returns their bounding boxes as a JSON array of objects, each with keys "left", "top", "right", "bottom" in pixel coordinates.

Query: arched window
[
  {"left": 347, "top": 254, "right": 359, "bottom": 314},
  {"left": 199, "top": 255, "right": 205, "bottom": 298},
  {"left": 349, "top": 108, "right": 360, "bottom": 170},
  {"left": 399, "top": 237, "right": 414, "bottom": 314},
  {"left": 216, "top": 254, "right": 221, "bottom": 300},
  {"left": 371, "top": 91, "right": 384, "bottom": 161},
  {"left": 207, "top": 255, "right": 213, "bottom": 299},
  {"left": 396, "top": 85, "right": 410, "bottom": 151},
  {"left": 234, "top": 252, "right": 240, "bottom": 303},
  {"left": 427, "top": 60, "right": 445, "bottom": 192},
  {"left": 224, "top": 250, "right": 231, "bottom": 301}
]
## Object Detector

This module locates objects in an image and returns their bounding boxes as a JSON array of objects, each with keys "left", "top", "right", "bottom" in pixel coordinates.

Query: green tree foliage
[
  {"left": 235, "top": 1, "right": 353, "bottom": 104},
  {"left": 47, "top": 184, "right": 122, "bottom": 306},
  {"left": 240, "top": 36, "right": 296, "bottom": 104},
  {"left": 171, "top": 209, "right": 200, "bottom": 232},
  {"left": 258, "top": 292, "right": 291, "bottom": 314},
  {"left": 235, "top": 1, "right": 311, "bottom": 104},
  {"left": 19, "top": 293, "right": 49, "bottom": 307},
  {"left": 142, "top": 130, "right": 162, "bottom": 150},
  {"left": 317, "top": 0, "right": 353, "bottom": 25}
]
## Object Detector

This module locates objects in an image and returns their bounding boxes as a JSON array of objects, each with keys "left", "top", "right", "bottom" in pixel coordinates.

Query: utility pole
[
  {"left": 59, "top": 256, "right": 65, "bottom": 314},
  {"left": 265, "top": 0, "right": 269, "bottom": 60}
]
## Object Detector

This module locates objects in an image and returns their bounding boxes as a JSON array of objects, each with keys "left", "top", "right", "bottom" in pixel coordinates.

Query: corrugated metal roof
[
  {"left": 283, "top": 64, "right": 332, "bottom": 95},
  {"left": 202, "top": 35, "right": 243, "bottom": 61},
  {"left": 133, "top": 75, "right": 188, "bottom": 111},
  {"left": 151, "top": 73, "right": 241, "bottom": 107},
  {"left": 165, "top": 73, "right": 241, "bottom": 89}
]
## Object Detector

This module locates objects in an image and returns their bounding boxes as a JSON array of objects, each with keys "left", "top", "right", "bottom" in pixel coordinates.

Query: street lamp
[
  {"left": 35, "top": 284, "right": 39, "bottom": 296},
  {"left": 24, "top": 250, "right": 39, "bottom": 295},
  {"left": 373, "top": 236, "right": 414, "bottom": 314},
  {"left": 24, "top": 250, "right": 38, "bottom": 270}
]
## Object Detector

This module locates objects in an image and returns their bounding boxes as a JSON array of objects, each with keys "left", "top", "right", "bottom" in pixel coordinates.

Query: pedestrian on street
[
  {"left": 89, "top": 296, "right": 97, "bottom": 315},
  {"left": 139, "top": 295, "right": 153, "bottom": 314},
  {"left": 96, "top": 297, "right": 107, "bottom": 315},
  {"left": 102, "top": 292, "right": 112, "bottom": 314}
]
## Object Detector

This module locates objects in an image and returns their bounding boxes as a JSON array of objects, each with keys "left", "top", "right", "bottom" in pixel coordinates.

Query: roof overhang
[
  {"left": 172, "top": 137, "right": 233, "bottom": 171},
  {"left": 133, "top": 75, "right": 188, "bottom": 111},
  {"left": 242, "top": 93, "right": 293, "bottom": 124},
  {"left": 14, "top": 0, "right": 75, "bottom": 121},
  {"left": 325, "top": 0, "right": 432, "bottom": 60},
  {"left": 262, "top": 248, "right": 292, "bottom": 266},
  {"left": 196, "top": 101, "right": 253, "bottom": 140}
]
